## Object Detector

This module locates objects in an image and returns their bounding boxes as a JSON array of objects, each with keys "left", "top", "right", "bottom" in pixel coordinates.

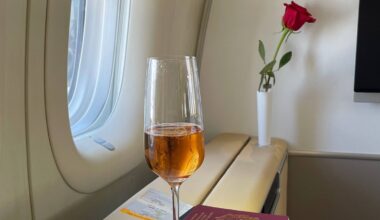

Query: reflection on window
[{"left": 67, "top": 0, "right": 129, "bottom": 137}]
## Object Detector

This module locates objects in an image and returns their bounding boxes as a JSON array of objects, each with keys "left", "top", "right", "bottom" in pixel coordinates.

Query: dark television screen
[{"left": 354, "top": 1, "right": 380, "bottom": 93}]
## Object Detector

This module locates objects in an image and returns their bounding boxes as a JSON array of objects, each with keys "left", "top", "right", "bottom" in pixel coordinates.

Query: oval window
[
  {"left": 45, "top": 0, "right": 141, "bottom": 193},
  {"left": 67, "top": 0, "right": 127, "bottom": 137}
]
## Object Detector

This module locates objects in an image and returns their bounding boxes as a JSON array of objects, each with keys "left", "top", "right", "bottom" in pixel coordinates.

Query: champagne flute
[{"left": 144, "top": 56, "right": 205, "bottom": 220}]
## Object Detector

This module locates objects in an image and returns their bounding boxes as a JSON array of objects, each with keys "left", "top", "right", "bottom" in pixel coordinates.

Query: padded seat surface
[{"left": 105, "top": 133, "right": 250, "bottom": 220}]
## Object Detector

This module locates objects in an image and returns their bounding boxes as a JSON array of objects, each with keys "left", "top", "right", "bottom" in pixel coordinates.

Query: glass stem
[{"left": 170, "top": 183, "right": 181, "bottom": 220}]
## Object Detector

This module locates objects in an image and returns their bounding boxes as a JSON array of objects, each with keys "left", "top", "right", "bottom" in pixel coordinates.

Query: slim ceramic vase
[{"left": 257, "top": 90, "right": 272, "bottom": 147}]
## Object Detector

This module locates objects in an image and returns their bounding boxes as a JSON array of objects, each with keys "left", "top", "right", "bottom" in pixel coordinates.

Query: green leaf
[
  {"left": 271, "top": 73, "right": 276, "bottom": 85},
  {"left": 258, "top": 40, "right": 266, "bottom": 63},
  {"left": 263, "top": 83, "right": 272, "bottom": 90},
  {"left": 259, "top": 60, "right": 276, "bottom": 75},
  {"left": 279, "top": 51, "right": 292, "bottom": 69},
  {"left": 267, "top": 71, "right": 275, "bottom": 85},
  {"left": 258, "top": 75, "right": 265, "bottom": 91}
]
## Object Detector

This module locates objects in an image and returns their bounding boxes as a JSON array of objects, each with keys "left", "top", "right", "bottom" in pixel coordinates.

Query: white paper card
[{"left": 125, "top": 189, "right": 193, "bottom": 220}]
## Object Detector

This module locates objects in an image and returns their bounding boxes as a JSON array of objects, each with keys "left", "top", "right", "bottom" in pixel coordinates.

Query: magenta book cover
[{"left": 181, "top": 205, "right": 288, "bottom": 220}]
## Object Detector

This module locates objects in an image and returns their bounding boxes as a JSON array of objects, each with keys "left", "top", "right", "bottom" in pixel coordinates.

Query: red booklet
[{"left": 180, "top": 205, "right": 288, "bottom": 220}]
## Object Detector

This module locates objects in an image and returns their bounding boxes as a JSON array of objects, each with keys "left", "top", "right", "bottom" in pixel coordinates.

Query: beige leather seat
[{"left": 106, "top": 133, "right": 288, "bottom": 219}]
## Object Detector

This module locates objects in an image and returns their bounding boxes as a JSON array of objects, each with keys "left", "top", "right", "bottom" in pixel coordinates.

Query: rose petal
[
  {"left": 307, "top": 16, "right": 316, "bottom": 23},
  {"left": 283, "top": 1, "right": 316, "bottom": 30},
  {"left": 283, "top": 6, "right": 302, "bottom": 30},
  {"left": 290, "top": 1, "right": 308, "bottom": 14}
]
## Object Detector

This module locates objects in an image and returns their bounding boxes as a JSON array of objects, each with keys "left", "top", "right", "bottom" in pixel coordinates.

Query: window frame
[{"left": 44, "top": 0, "right": 136, "bottom": 193}]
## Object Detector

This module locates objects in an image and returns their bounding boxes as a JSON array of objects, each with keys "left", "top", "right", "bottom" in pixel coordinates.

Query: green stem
[
  {"left": 258, "top": 29, "right": 292, "bottom": 92},
  {"left": 273, "top": 28, "right": 291, "bottom": 61},
  {"left": 265, "top": 75, "right": 270, "bottom": 90},
  {"left": 259, "top": 28, "right": 291, "bottom": 92}
]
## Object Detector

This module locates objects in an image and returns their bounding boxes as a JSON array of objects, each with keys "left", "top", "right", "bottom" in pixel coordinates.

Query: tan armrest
[
  {"left": 105, "top": 133, "right": 250, "bottom": 219},
  {"left": 203, "top": 138, "right": 288, "bottom": 213}
]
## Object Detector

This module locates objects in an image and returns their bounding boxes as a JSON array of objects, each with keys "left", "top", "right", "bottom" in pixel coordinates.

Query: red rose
[{"left": 283, "top": 1, "right": 316, "bottom": 31}]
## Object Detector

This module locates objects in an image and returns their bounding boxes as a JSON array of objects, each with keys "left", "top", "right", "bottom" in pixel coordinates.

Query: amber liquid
[{"left": 144, "top": 123, "right": 205, "bottom": 184}]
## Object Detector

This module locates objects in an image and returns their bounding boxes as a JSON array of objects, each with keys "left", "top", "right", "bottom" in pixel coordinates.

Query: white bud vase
[{"left": 257, "top": 90, "right": 272, "bottom": 147}]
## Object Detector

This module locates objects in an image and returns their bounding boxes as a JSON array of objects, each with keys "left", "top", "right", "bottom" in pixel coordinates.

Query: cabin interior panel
[{"left": 288, "top": 153, "right": 380, "bottom": 220}]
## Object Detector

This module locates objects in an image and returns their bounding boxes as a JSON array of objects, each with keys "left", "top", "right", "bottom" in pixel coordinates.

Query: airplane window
[
  {"left": 67, "top": 0, "right": 127, "bottom": 137},
  {"left": 45, "top": 0, "right": 201, "bottom": 192}
]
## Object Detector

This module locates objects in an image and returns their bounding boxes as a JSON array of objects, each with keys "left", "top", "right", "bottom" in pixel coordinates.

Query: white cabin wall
[
  {"left": 200, "top": 0, "right": 377, "bottom": 154},
  {"left": 26, "top": 0, "right": 205, "bottom": 219},
  {"left": 0, "top": 0, "right": 32, "bottom": 219}
]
